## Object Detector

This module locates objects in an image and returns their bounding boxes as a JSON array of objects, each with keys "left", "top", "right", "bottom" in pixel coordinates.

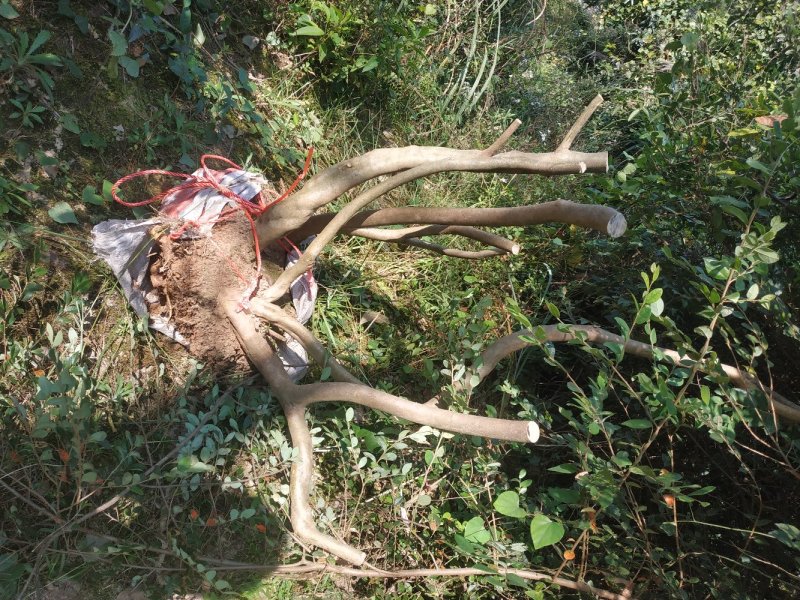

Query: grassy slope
[{"left": 2, "top": 1, "right": 799, "bottom": 598}]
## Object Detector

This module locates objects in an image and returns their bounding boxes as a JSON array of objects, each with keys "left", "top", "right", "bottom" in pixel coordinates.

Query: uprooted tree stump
[{"left": 134, "top": 95, "right": 800, "bottom": 571}]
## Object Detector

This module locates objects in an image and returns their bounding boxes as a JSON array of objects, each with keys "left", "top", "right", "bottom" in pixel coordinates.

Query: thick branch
[
  {"left": 472, "top": 324, "right": 800, "bottom": 423},
  {"left": 291, "top": 199, "right": 626, "bottom": 243},
  {"left": 257, "top": 147, "right": 607, "bottom": 246},
  {"left": 225, "top": 299, "right": 367, "bottom": 564},
  {"left": 259, "top": 96, "right": 605, "bottom": 246},
  {"left": 293, "top": 381, "right": 540, "bottom": 443},
  {"left": 227, "top": 299, "right": 541, "bottom": 566}
]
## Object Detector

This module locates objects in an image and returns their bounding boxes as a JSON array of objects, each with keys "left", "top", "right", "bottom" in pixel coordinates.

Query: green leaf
[
  {"left": 82, "top": 185, "right": 104, "bottom": 205},
  {"left": 61, "top": 113, "right": 81, "bottom": 134},
  {"left": 89, "top": 431, "right": 107, "bottom": 443},
  {"left": 293, "top": 24, "right": 325, "bottom": 37},
  {"left": 728, "top": 127, "right": 760, "bottom": 137},
  {"left": 142, "top": 0, "right": 164, "bottom": 15},
  {"left": 118, "top": 56, "right": 140, "bottom": 77},
  {"left": 643, "top": 288, "right": 663, "bottom": 305},
  {"left": 102, "top": 179, "right": 114, "bottom": 202},
  {"left": 361, "top": 56, "right": 379, "bottom": 72},
  {"left": 48, "top": 202, "right": 78, "bottom": 224},
  {"left": 417, "top": 494, "right": 432, "bottom": 507},
  {"left": 621, "top": 419, "right": 652, "bottom": 429},
  {"left": 688, "top": 485, "right": 716, "bottom": 496},
  {"left": 746, "top": 157, "right": 771, "bottom": 175},
  {"left": 1, "top": 3, "right": 20, "bottom": 19},
  {"left": 240, "top": 508, "right": 256, "bottom": 519},
  {"left": 545, "top": 302, "right": 560, "bottom": 319},
  {"left": 463, "top": 516, "right": 491, "bottom": 545},
  {"left": 177, "top": 454, "right": 215, "bottom": 473},
  {"left": 530, "top": 514, "right": 565, "bottom": 550},
  {"left": 494, "top": 491, "right": 527, "bottom": 518},
  {"left": 81, "top": 471, "right": 98, "bottom": 483},
  {"left": 29, "top": 30, "right": 51, "bottom": 54},
  {"left": 108, "top": 30, "right": 127, "bottom": 56},
  {"left": 192, "top": 23, "right": 205, "bottom": 47},
  {"left": 548, "top": 463, "right": 579, "bottom": 474},
  {"left": 454, "top": 533, "right": 475, "bottom": 554}
]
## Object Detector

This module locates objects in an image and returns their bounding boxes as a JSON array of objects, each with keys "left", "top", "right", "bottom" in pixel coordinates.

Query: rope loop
[{"left": 110, "top": 149, "right": 314, "bottom": 296}]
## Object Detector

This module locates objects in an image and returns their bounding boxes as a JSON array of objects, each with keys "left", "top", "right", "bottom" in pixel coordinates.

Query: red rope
[{"left": 111, "top": 150, "right": 314, "bottom": 295}]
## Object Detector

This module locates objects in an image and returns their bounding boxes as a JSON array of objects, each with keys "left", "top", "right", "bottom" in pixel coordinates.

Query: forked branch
[
  {"left": 226, "top": 300, "right": 540, "bottom": 566},
  {"left": 468, "top": 325, "right": 800, "bottom": 422},
  {"left": 225, "top": 96, "right": 635, "bottom": 569}
]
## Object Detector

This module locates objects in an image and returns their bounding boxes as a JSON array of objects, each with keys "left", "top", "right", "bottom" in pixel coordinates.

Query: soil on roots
[{"left": 146, "top": 215, "right": 291, "bottom": 368}]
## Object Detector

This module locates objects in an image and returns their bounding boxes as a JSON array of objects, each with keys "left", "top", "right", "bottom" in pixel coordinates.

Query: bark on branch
[
  {"left": 290, "top": 199, "right": 626, "bottom": 243},
  {"left": 257, "top": 95, "right": 607, "bottom": 249},
  {"left": 226, "top": 300, "right": 541, "bottom": 566},
  {"left": 470, "top": 324, "right": 800, "bottom": 423}
]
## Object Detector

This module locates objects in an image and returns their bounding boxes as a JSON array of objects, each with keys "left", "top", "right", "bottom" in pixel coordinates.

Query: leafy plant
[{"left": 0, "top": 29, "right": 62, "bottom": 97}]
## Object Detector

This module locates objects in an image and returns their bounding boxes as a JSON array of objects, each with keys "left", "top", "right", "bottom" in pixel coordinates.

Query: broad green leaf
[
  {"left": 494, "top": 491, "right": 527, "bottom": 519},
  {"left": 643, "top": 288, "right": 663, "bottom": 305},
  {"left": 177, "top": 454, "right": 215, "bottom": 473},
  {"left": 61, "top": 113, "right": 81, "bottom": 134},
  {"left": 108, "top": 30, "right": 127, "bottom": 56},
  {"left": 547, "top": 487, "right": 581, "bottom": 504},
  {"left": 82, "top": 185, "right": 104, "bottom": 205},
  {"left": 463, "top": 516, "right": 491, "bottom": 544},
  {"left": 746, "top": 157, "right": 771, "bottom": 175},
  {"left": 48, "top": 202, "right": 78, "bottom": 224},
  {"left": 89, "top": 431, "right": 107, "bottom": 443},
  {"left": 530, "top": 514, "right": 564, "bottom": 550},
  {"left": 0, "top": 3, "right": 20, "bottom": 19},
  {"left": 454, "top": 533, "right": 474, "bottom": 554},
  {"left": 294, "top": 24, "right": 324, "bottom": 36},
  {"left": 118, "top": 56, "right": 140, "bottom": 77}
]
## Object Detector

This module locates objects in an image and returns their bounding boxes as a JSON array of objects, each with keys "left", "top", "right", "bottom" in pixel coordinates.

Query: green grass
[{"left": 2, "top": 1, "right": 799, "bottom": 598}]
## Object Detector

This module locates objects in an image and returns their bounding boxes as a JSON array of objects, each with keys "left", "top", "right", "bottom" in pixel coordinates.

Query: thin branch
[
  {"left": 391, "top": 238, "right": 508, "bottom": 259},
  {"left": 346, "top": 224, "right": 521, "bottom": 254},
  {"left": 471, "top": 324, "right": 800, "bottom": 422},
  {"left": 483, "top": 118, "right": 522, "bottom": 156},
  {"left": 249, "top": 300, "right": 363, "bottom": 385},
  {"left": 198, "top": 560, "right": 632, "bottom": 600},
  {"left": 556, "top": 94, "right": 604, "bottom": 152}
]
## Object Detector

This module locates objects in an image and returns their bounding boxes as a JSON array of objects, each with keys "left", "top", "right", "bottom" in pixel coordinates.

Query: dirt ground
[{"left": 147, "top": 215, "right": 292, "bottom": 368}]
